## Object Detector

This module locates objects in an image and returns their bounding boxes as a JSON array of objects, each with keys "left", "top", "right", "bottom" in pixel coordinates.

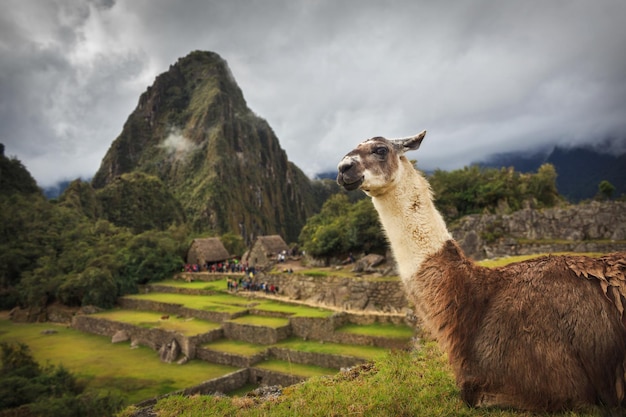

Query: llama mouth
[{"left": 338, "top": 175, "right": 364, "bottom": 191}]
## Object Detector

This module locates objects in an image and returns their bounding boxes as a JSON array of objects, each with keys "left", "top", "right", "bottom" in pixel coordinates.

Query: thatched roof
[
  {"left": 187, "top": 238, "right": 230, "bottom": 263},
  {"left": 255, "top": 235, "right": 289, "bottom": 255}
]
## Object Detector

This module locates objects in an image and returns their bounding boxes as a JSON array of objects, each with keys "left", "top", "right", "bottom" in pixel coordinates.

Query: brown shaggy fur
[{"left": 411, "top": 241, "right": 626, "bottom": 411}]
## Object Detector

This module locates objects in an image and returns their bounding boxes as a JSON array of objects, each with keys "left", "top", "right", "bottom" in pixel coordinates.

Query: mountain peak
[{"left": 92, "top": 51, "right": 322, "bottom": 242}]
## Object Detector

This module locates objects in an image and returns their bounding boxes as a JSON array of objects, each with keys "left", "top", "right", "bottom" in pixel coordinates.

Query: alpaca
[{"left": 337, "top": 130, "right": 626, "bottom": 412}]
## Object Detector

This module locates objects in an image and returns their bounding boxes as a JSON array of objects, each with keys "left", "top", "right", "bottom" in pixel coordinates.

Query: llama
[{"left": 337, "top": 130, "right": 626, "bottom": 412}]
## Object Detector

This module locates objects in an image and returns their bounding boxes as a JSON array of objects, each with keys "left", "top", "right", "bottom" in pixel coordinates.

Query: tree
[
  {"left": 220, "top": 232, "right": 246, "bottom": 257},
  {"left": 526, "top": 163, "right": 560, "bottom": 207},
  {"left": 598, "top": 180, "right": 615, "bottom": 200},
  {"left": 299, "top": 194, "right": 387, "bottom": 260}
]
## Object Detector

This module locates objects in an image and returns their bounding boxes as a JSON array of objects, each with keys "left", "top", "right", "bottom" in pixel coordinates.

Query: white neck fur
[{"left": 369, "top": 160, "right": 451, "bottom": 282}]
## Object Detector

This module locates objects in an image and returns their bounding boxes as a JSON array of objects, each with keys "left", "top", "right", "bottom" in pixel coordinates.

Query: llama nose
[{"left": 338, "top": 159, "right": 354, "bottom": 174}]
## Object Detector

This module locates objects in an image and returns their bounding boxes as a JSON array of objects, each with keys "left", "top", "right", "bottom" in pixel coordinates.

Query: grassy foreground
[{"left": 120, "top": 341, "right": 604, "bottom": 417}]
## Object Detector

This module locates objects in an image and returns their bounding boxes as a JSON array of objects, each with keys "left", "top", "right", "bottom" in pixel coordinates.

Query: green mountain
[{"left": 92, "top": 51, "right": 325, "bottom": 243}]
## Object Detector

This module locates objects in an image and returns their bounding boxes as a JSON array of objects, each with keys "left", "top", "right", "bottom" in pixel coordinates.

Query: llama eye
[{"left": 374, "top": 147, "right": 388, "bottom": 156}]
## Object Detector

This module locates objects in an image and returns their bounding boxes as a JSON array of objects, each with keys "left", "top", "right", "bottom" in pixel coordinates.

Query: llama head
[{"left": 337, "top": 130, "right": 426, "bottom": 196}]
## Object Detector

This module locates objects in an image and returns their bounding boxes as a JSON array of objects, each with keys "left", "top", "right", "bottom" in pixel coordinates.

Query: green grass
[
  {"left": 0, "top": 317, "right": 238, "bottom": 406},
  {"left": 156, "top": 278, "right": 229, "bottom": 291},
  {"left": 201, "top": 337, "right": 388, "bottom": 361},
  {"left": 477, "top": 252, "right": 606, "bottom": 268},
  {"left": 251, "top": 299, "right": 334, "bottom": 318},
  {"left": 274, "top": 337, "right": 388, "bottom": 361},
  {"left": 201, "top": 339, "right": 268, "bottom": 356},
  {"left": 124, "top": 292, "right": 251, "bottom": 313},
  {"left": 228, "top": 315, "right": 290, "bottom": 328},
  {"left": 253, "top": 359, "right": 337, "bottom": 378},
  {"left": 152, "top": 280, "right": 335, "bottom": 318},
  {"left": 336, "top": 322, "right": 414, "bottom": 339},
  {"left": 136, "top": 341, "right": 605, "bottom": 417},
  {"left": 91, "top": 309, "right": 221, "bottom": 335}
]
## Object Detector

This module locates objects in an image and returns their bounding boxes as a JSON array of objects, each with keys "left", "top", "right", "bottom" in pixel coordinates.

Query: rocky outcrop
[
  {"left": 159, "top": 339, "right": 182, "bottom": 363},
  {"left": 451, "top": 201, "right": 626, "bottom": 260}
]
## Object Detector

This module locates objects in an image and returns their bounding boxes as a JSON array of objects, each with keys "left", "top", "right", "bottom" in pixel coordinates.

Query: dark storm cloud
[{"left": 1, "top": 0, "right": 625, "bottom": 186}]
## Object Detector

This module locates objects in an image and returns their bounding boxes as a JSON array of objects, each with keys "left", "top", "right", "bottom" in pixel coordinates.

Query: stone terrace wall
[
  {"left": 259, "top": 274, "right": 409, "bottom": 313},
  {"left": 248, "top": 368, "right": 306, "bottom": 387},
  {"left": 269, "top": 347, "right": 365, "bottom": 369},
  {"left": 290, "top": 316, "right": 337, "bottom": 341},
  {"left": 71, "top": 315, "right": 223, "bottom": 359},
  {"left": 288, "top": 315, "right": 412, "bottom": 349},
  {"left": 135, "top": 369, "right": 250, "bottom": 408},
  {"left": 135, "top": 367, "right": 305, "bottom": 410},
  {"left": 196, "top": 346, "right": 364, "bottom": 370},
  {"left": 222, "top": 321, "right": 291, "bottom": 344},
  {"left": 453, "top": 201, "right": 626, "bottom": 260},
  {"left": 196, "top": 347, "right": 267, "bottom": 368}
]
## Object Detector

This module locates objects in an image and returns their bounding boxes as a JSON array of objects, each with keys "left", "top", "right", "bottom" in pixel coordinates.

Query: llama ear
[{"left": 392, "top": 130, "right": 426, "bottom": 153}]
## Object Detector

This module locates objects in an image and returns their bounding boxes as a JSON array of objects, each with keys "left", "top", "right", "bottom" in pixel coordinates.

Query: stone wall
[
  {"left": 196, "top": 347, "right": 267, "bottom": 368},
  {"left": 289, "top": 316, "right": 337, "bottom": 341},
  {"left": 195, "top": 346, "right": 365, "bottom": 370},
  {"left": 71, "top": 315, "right": 223, "bottom": 359},
  {"left": 452, "top": 201, "right": 626, "bottom": 260},
  {"left": 222, "top": 321, "right": 292, "bottom": 344},
  {"left": 258, "top": 274, "right": 409, "bottom": 313},
  {"left": 288, "top": 314, "right": 412, "bottom": 349},
  {"left": 248, "top": 368, "right": 306, "bottom": 387},
  {"left": 135, "top": 369, "right": 250, "bottom": 408},
  {"left": 268, "top": 347, "right": 364, "bottom": 369}
]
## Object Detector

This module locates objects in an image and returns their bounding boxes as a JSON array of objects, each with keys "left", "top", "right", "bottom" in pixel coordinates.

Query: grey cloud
[{"left": 1, "top": 0, "right": 625, "bottom": 186}]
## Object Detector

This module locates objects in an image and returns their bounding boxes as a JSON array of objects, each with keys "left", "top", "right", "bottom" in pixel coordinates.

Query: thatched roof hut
[
  {"left": 187, "top": 238, "right": 230, "bottom": 265},
  {"left": 244, "top": 235, "right": 289, "bottom": 267}
]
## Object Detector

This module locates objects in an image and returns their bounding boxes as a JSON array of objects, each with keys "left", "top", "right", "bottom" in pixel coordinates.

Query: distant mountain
[
  {"left": 478, "top": 143, "right": 626, "bottom": 202},
  {"left": 43, "top": 180, "right": 72, "bottom": 199},
  {"left": 92, "top": 51, "right": 330, "bottom": 243}
]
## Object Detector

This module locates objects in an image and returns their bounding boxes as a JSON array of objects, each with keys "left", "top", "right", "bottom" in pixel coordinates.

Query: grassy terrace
[
  {"left": 476, "top": 251, "right": 606, "bottom": 268},
  {"left": 201, "top": 338, "right": 388, "bottom": 361},
  {"left": 275, "top": 338, "right": 388, "bottom": 361},
  {"left": 253, "top": 359, "right": 337, "bottom": 378},
  {"left": 137, "top": 283, "right": 335, "bottom": 318},
  {"left": 124, "top": 292, "right": 251, "bottom": 314},
  {"left": 0, "top": 315, "right": 237, "bottom": 406},
  {"left": 201, "top": 339, "right": 268, "bottom": 356},
  {"left": 336, "top": 322, "right": 414, "bottom": 339},
  {"left": 156, "top": 278, "right": 229, "bottom": 292},
  {"left": 91, "top": 309, "right": 221, "bottom": 335},
  {"left": 250, "top": 299, "right": 333, "bottom": 318},
  {"left": 227, "top": 315, "right": 290, "bottom": 328}
]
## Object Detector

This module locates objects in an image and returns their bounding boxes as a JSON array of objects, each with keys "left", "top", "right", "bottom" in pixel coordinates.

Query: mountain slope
[{"left": 92, "top": 51, "right": 320, "bottom": 243}]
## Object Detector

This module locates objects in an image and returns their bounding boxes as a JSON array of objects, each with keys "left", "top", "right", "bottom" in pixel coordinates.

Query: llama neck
[{"left": 371, "top": 168, "right": 451, "bottom": 282}]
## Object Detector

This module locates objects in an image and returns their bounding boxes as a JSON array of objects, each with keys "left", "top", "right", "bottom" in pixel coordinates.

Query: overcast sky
[{"left": 2, "top": 0, "right": 626, "bottom": 187}]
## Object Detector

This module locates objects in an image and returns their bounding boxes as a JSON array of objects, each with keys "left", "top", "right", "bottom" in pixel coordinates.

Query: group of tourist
[
  {"left": 182, "top": 259, "right": 248, "bottom": 274},
  {"left": 227, "top": 276, "right": 278, "bottom": 294}
]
